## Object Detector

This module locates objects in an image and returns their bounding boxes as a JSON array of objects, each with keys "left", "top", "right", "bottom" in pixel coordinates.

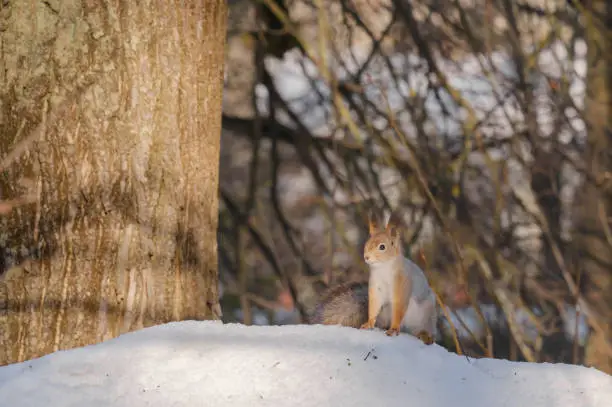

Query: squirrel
[{"left": 310, "top": 211, "right": 438, "bottom": 345}]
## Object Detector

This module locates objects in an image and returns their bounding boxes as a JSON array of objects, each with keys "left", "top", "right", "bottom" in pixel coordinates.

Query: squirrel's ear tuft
[
  {"left": 368, "top": 210, "right": 383, "bottom": 235},
  {"left": 386, "top": 211, "right": 402, "bottom": 237}
]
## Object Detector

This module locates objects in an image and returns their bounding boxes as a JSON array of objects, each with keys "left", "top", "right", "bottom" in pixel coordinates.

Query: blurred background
[{"left": 218, "top": 0, "right": 612, "bottom": 373}]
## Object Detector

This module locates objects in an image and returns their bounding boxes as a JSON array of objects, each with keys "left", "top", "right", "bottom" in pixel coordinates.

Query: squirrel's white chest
[{"left": 369, "top": 264, "right": 402, "bottom": 300}]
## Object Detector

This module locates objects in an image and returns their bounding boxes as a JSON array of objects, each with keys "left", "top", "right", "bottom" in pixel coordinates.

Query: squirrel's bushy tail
[{"left": 309, "top": 280, "right": 369, "bottom": 328}]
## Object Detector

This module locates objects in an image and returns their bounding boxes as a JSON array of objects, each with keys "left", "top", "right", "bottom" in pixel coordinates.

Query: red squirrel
[{"left": 311, "top": 211, "right": 438, "bottom": 344}]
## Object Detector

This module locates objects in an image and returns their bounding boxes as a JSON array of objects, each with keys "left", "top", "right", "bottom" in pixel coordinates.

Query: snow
[{"left": 1, "top": 322, "right": 610, "bottom": 407}]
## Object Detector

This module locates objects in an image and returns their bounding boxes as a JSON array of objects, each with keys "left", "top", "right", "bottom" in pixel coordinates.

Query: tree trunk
[
  {"left": 572, "top": 1, "right": 612, "bottom": 374},
  {"left": 0, "top": 0, "right": 227, "bottom": 365}
]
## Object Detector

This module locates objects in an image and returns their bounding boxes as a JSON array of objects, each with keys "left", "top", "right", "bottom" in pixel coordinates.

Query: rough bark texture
[
  {"left": 0, "top": 0, "right": 227, "bottom": 365},
  {"left": 572, "top": 1, "right": 612, "bottom": 374}
]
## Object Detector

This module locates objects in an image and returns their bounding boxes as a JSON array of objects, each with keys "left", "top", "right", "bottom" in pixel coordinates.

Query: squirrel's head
[{"left": 363, "top": 211, "right": 402, "bottom": 265}]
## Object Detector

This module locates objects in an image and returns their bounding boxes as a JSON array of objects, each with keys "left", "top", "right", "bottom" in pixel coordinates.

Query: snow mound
[{"left": 1, "top": 322, "right": 610, "bottom": 407}]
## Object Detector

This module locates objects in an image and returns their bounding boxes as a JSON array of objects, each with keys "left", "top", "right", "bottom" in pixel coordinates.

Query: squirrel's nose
[{"left": 364, "top": 254, "right": 370, "bottom": 261}]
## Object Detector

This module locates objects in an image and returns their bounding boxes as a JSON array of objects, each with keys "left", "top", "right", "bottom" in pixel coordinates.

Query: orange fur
[
  {"left": 386, "top": 270, "right": 412, "bottom": 336},
  {"left": 385, "top": 212, "right": 402, "bottom": 237},
  {"left": 360, "top": 283, "right": 380, "bottom": 329},
  {"left": 416, "top": 330, "right": 434, "bottom": 345},
  {"left": 368, "top": 211, "right": 383, "bottom": 235}
]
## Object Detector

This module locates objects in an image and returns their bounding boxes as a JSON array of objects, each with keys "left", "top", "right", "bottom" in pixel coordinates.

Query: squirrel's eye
[{"left": 378, "top": 244, "right": 386, "bottom": 251}]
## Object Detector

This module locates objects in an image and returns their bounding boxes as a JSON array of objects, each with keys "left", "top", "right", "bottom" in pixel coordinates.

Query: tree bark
[
  {"left": 572, "top": 1, "right": 612, "bottom": 374},
  {"left": 0, "top": 0, "right": 227, "bottom": 365}
]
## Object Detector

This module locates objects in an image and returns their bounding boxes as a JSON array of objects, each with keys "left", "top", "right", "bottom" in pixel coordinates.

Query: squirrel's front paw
[
  {"left": 416, "top": 330, "right": 434, "bottom": 345},
  {"left": 360, "top": 321, "right": 374, "bottom": 330},
  {"left": 385, "top": 327, "right": 400, "bottom": 336}
]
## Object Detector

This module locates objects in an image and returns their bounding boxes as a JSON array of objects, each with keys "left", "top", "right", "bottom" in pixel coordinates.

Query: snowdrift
[{"left": 0, "top": 321, "right": 610, "bottom": 407}]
